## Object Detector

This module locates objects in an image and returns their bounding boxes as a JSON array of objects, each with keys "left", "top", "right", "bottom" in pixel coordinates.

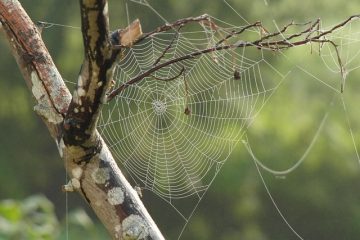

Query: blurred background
[{"left": 1, "top": 0, "right": 360, "bottom": 239}]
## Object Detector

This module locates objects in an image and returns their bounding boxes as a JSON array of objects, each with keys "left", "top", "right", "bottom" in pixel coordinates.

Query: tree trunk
[{"left": 0, "top": 0, "right": 164, "bottom": 239}]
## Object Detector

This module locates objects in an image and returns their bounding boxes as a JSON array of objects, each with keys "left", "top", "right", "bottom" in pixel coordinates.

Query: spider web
[
  {"left": 37, "top": 0, "right": 360, "bottom": 238},
  {"left": 96, "top": 2, "right": 360, "bottom": 237},
  {"left": 98, "top": 19, "right": 285, "bottom": 219}
]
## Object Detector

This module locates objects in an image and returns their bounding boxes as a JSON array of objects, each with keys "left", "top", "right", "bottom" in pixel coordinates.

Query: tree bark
[{"left": 0, "top": 0, "right": 164, "bottom": 239}]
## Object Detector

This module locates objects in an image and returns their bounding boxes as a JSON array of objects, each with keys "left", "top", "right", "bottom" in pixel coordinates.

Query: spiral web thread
[
  {"left": 98, "top": 20, "right": 287, "bottom": 219},
  {"left": 37, "top": 1, "right": 360, "bottom": 237},
  {"left": 96, "top": 3, "right": 360, "bottom": 230}
]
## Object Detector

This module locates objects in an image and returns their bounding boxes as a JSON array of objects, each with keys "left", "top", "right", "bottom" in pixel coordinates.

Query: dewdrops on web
[{"left": 97, "top": 18, "right": 285, "bottom": 220}]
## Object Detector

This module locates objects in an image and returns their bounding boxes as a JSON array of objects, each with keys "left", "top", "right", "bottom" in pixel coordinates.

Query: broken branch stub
[{"left": 112, "top": 19, "right": 143, "bottom": 48}]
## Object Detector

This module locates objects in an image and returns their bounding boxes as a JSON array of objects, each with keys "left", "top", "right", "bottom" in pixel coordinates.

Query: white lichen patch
[
  {"left": 4, "top": 0, "right": 17, "bottom": 11},
  {"left": 114, "top": 224, "right": 121, "bottom": 239},
  {"left": 31, "top": 72, "right": 63, "bottom": 124},
  {"left": 72, "top": 90, "right": 79, "bottom": 104},
  {"left": 4, "top": 0, "right": 17, "bottom": 4},
  {"left": 91, "top": 167, "right": 110, "bottom": 184},
  {"left": 99, "top": 145, "right": 110, "bottom": 162},
  {"left": 56, "top": 138, "right": 65, "bottom": 158},
  {"left": 134, "top": 186, "right": 143, "bottom": 198},
  {"left": 77, "top": 87, "right": 86, "bottom": 97},
  {"left": 72, "top": 167, "right": 83, "bottom": 179},
  {"left": 103, "top": 2, "right": 109, "bottom": 17},
  {"left": 97, "top": 81, "right": 103, "bottom": 87},
  {"left": 31, "top": 71, "right": 46, "bottom": 101},
  {"left": 48, "top": 65, "right": 72, "bottom": 110},
  {"left": 78, "top": 76, "right": 84, "bottom": 87},
  {"left": 62, "top": 178, "right": 80, "bottom": 192},
  {"left": 122, "top": 214, "right": 149, "bottom": 240},
  {"left": 101, "top": 94, "right": 108, "bottom": 104},
  {"left": 34, "top": 103, "right": 63, "bottom": 124},
  {"left": 62, "top": 182, "right": 74, "bottom": 192},
  {"left": 107, "top": 187, "right": 124, "bottom": 205},
  {"left": 71, "top": 178, "right": 81, "bottom": 189},
  {"left": 74, "top": 108, "right": 79, "bottom": 113}
]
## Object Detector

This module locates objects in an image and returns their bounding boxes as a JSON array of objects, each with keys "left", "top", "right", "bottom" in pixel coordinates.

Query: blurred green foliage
[
  {"left": 0, "top": 195, "right": 108, "bottom": 240},
  {"left": 0, "top": 195, "right": 58, "bottom": 240},
  {"left": 1, "top": 0, "right": 360, "bottom": 239}
]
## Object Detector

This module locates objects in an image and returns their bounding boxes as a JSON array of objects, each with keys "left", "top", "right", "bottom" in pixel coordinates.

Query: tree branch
[
  {"left": 64, "top": 0, "right": 115, "bottom": 145},
  {"left": 0, "top": 0, "right": 70, "bottom": 139},
  {"left": 0, "top": 0, "right": 164, "bottom": 239},
  {"left": 112, "top": 14, "right": 211, "bottom": 49},
  {"left": 108, "top": 15, "right": 360, "bottom": 100}
]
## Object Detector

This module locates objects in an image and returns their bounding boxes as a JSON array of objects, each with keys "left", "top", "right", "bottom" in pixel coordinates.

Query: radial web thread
[
  {"left": 37, "top": 1, "right": 360, "bottom": 237},
  {"left": 98, "top": 22, "right": 285, "bottom": 218}
]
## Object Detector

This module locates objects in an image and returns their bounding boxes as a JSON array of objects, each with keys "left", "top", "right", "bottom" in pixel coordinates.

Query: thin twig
[
  {"left": 153, "top": 26, "right": 181, "bottom": 66},
  {"left": 216, "top": 21, "right": 261, "bottom": 46},
  {"left": 137, "top": 14, "right": 211, "bottom": 43},
  {"left": 107, "top": 14, "right": 360, "bottom": 101},
  {"left": 151, "top": 66, "right": 185, "bottom": 81}
]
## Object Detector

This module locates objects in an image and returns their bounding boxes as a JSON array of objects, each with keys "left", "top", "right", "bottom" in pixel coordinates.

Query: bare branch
[
  {"left": 151, "top": 66, "right": 185, "bottom": 81},
  {"left": 153, "top": 28, "right": 180, "bottom": 66},
  {"left": 64, "top": 0, "right": 114, "bottom": 145},
  {"left": 111, "top": 19, "right": 143, "bottom": 47},
  {"left": 137, "top": 14, "right": 211, "bottom": 43},
  {"left": 317, "top": 15, "right": 360, "bottom": 39},
  {"left": 216, "top": 21, "right": 262, "bottom": 46},
  {"left": 108, "top": 15, "right": 360, "bottom": 100},
  {"left": 111, "top": 14, "right": 211, "bottom": 51},
  {"left": 0, "top": 0, "right": 70, "bottom": 139}
]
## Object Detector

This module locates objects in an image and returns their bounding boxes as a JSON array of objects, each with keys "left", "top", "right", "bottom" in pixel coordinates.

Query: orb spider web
[{"left": 98, "top": 20, "right": 285, "bottom": 219}]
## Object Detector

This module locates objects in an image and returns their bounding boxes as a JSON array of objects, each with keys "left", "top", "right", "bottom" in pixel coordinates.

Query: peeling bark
[{"left": 0, "top": 0, "right": 164, "bottom": 239}]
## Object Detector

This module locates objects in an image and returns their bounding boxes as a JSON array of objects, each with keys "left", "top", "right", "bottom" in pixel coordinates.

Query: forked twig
[
  {"left": 107, "top": 14, "right": 360, "bottom": 101},
  {"left": 137, "top": 14, "right": 212, "bottom": 43},
  {"left": 153, "top": 27, "right": 181, "bottom": 66},
  {"left": 151, "top": 66, "right": 185, "bottom": 81}
]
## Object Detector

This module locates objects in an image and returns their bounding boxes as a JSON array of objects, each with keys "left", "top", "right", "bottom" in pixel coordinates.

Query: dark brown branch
[
  {"left": 122, "top": 14, "right": 212, "bottom": 47},
  {"left": 151, "top": 66, "right": 185, "bottom": 81},
  {"left": 317, "top": 15, "right": 360, "bottom": 39},
  {"left": 111, "top": 15, "right": 212, "bottom": 51},
  {"left": 153, "top": 29, "right": 181, "bottom": 66},
  {"left": 63, "top": 0, "right": 114, "bottom": 145},
  {"left": 216, "top": 21, "right": 261, "bottom": 46},
  {"left": 108, "top": 15, "right": 360, "bottom": 100}
]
